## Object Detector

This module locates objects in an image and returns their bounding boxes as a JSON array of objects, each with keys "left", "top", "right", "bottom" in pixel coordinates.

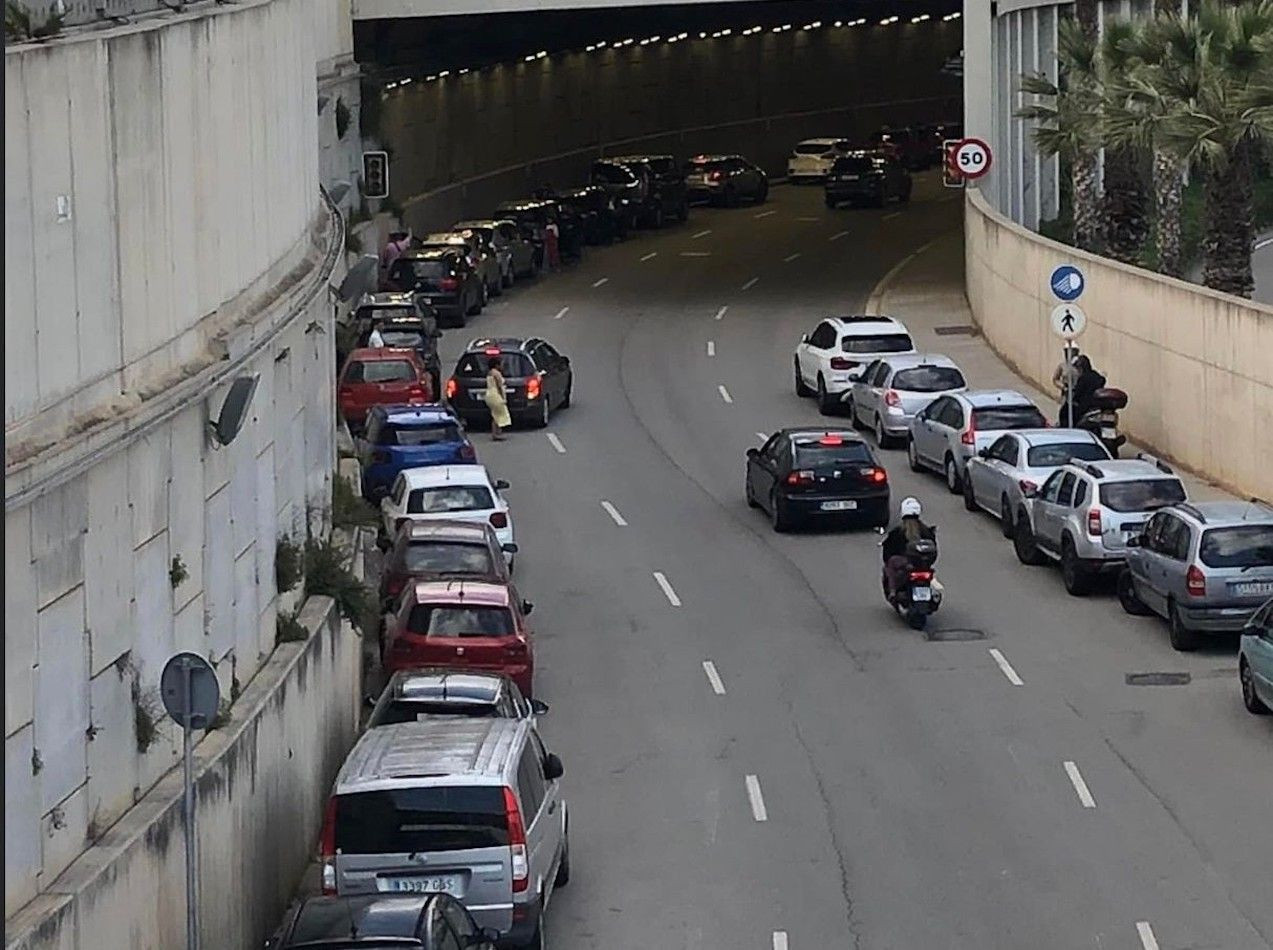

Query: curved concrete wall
[
  {"left": 965, "top": 187, "right": 1273, "bottom": 499},
  {"left": 377, "top": 22, "right": 962, "bottom": 228}
]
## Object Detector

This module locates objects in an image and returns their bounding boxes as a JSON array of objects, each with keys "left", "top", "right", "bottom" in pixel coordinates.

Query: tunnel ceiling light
[
  {"left": 437, "top": 70, "right": 449, "bottom": 77},
  {"left": 783, "top": 23, "right": 793, "bottom": 31},
  {"left": 911, "top": 14, "right": 929, "bottom": 23},
  {"left": 385, "top": 80, "right": 399, "bottom": 89},
  {"left": 833, "top": 19, "right": 843, "bottom": 27},
  {"left": 771, "top": 26, "right": 782, "bottom": 33},
  {"left": 459, "top": 68, "right": 469, "bottom": 74},
  {"left": 943, "top": 11, "right": 961, "bottom": 19},
  {"left": 811, "top": 20, "right": 822, "bottom": 27}
]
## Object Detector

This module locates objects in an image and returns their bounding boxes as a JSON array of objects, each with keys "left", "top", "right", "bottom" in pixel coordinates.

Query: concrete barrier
[{"left": 965, "top": 187, "right": 1273, "bottom": 499}]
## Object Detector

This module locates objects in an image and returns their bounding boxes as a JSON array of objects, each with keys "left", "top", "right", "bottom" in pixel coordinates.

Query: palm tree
[
  {"left": 1018, "top": 18, "right": 1105, "bottom": 251},
  {"left": 1100, "top": 20, "right": 1153, "bottom": 264}
]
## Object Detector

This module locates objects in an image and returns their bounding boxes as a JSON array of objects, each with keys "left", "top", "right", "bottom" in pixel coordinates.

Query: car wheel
[
  {"left": 561, "top": 378, "right": 572, "bottom": 408},
  {"left": 755, "top": 182, "right": 769, "bottom": 204},
  {"left": 1168, "top": 601, "right": 1200, "bottom": 651},
  {"left": 745, "top": 473, "right": 759, "bottom": 508},
  {"left": 794, "top": 359, "right": 813, "bottom": 397},
  {"left": 725, "top": 185, "right": 739, "bottom": 208},
  {"left": 816, "top": 376, "right": 834, "bottom": 416},
  {"left": 678, "top": 200, "right": 690, "bottom": 222},
  {"left": 962, "top": 475, "right": 978, "bottom": 512},
  {"left": 1117, "top": 569, "right": 1153, "bottom": 616},
  {"left": 999, "top": 496, "right": 1015, "bottom": 539},
  {"left": 554, "top": 832, "right": 572, "bottom": 886},
  {"left": 907, "top": 437, "right": 923, "bottom": 473},
  {"left": 943, "top": 455, "right": 962, "bottom": 494},
  {"left": 491, "top": 276, "right": 503, "bottom": 297},
  {"left": 529, "top": 398, "right": 550, "bottom": 429},
  {"left": 1060, "top": 537, "right": 1092, "bottom": 596},
  {"left": 1241, "top": 658, "right": 1270, "bottom": 714},
  {"left": 1013, "top": 514, "right": 1046, "bottom": 565},
  {"left": 770, "top": 489, "right": 792, "bottom": 532},
  {"left": 845, "top": 398, "right": 863, "bottom": 430},
  {"left": 518, "top": 922, "right": 545, "bottom": 950},
  {"left": 875, "top": 415, "right": 893, "bottom": 449}
]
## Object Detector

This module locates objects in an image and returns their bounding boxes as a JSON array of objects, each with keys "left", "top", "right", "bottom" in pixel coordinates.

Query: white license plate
[
  {"left": 378, "top": 874, "right": 462, "bottom": 895},
  {"left": 912, "top": 586, "right": 932, "bottom": 601},
  {"left": 821, "top": 500, "right": 858, "bottom": 511},
  {"left": 841, "top": 175, "right": 860, "bottom": 181},
  {"left": 1234, "top": 581, "right": 1273, "bottom": 597},
  {"left": 1101, "top": 426, "right": 1117, "bottom": 438}
]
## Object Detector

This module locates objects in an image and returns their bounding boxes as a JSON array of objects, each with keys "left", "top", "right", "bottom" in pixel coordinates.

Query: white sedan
[
  {"left": 380, "top": 464, "right": 515, "bottom": 563},
  {"left": 787, "top": 138, "right": 854, "bottom": 181}
]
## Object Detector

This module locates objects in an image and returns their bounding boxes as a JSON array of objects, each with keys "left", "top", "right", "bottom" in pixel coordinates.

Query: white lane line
[
  {"left": 883, "top": 211, "right": 902, "bottom": 221},
  {"left": 592, "top": 277, "right": 609, "bottom": 288},
  {"left": 745, "top": 774, "right": 769, "bottom": 822},
  {"left": 640, "top": 251, "right": 658, "bottom": 261},
  {"left": 754, "top": 209, "right": 777, "bottom": 219},
  {"left": 600, "top": 500, "right": 628, "bottom": 527},
  {"left": 714, "top": 305, "right": 728, "bottom": 321},
  {"left": 718, "top": 384, "right": 733, "bottom": 404},
  {"left": 653, "top": 571, "right": 682, "bottom": 607},
  {"left": 1136, "top": 922, "right": 1160, "bottom": 950},
  {"left": 741, "top": 277, "right": 759, "bottom": 290},
  {"left": 829, "top": 230, "right": 849, "bottom": 241},
  {"left": 552, "top": 306, "right": 569, "bottom": 320},
  {"left": 1063, "top": 761, "right": 1097, "bottom": 808},
  {"left": 755, "top": 431, "right": 768, "bottom": 441},
  {"left": 692, "top": 229, "right": 712, "bottom": 239},
  {"left": 680, "top": 251, "right": 712, "bottom": 257},
  {"left": 783, "top": 252, "right": 802, "bottom": 263},
  {"left": 706, "top": 340, "right": 716, "bottom": 357},
  {"left": 988, "top": 648, "right": 1025, "bottom": 686},
  {"left": 546, "top": 433, "right": 566, "bottom": 454},
  {"left": 772, "top": 933, "right": 788, "bottom": 950},
  {"left": 702, "top": 660, "right": 726, "bottom": 695},
  {"left": 796, "top": 215, "right": 821, "bottom": 221}
]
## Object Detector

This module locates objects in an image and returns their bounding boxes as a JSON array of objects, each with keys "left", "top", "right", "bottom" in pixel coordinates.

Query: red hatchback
[
  {"left": 383, "top": 580, "right": 535, "bottom": 698},
  {"left": 338, "top": 347, "right": 432, "bottom": 432}
]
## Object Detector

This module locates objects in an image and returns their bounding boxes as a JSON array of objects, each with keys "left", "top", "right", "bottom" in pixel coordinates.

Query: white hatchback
[
  {"left": 380, "top": 464, "right": 515, "bottom": 562},
  {"left": 787, "top": 138, "right": 854, "bottom": 181}
]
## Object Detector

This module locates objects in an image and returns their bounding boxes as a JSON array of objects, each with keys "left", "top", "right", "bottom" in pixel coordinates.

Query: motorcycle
[
  {"left": 1074, "top": 387, "right": 1128, "bottom": 457},
  {"left": 880, "top": 536, "right": 944, "bottom": 630}
]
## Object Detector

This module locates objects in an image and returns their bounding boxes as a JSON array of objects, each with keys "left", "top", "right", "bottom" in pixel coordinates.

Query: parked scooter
[
  {"left": 879, "top": 534, "right": 944, "bottom": 630},
  {"left": 1075, "top": 387, "right": 1128, "bottom": 457}
]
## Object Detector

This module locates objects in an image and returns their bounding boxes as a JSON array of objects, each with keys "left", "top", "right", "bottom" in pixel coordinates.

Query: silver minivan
[{"left": 320, "top": 718, "right": 569, "bottom": 948}]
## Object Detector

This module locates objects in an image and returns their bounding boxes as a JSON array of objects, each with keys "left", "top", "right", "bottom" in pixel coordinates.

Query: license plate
[
  {"left": 1234, "top": 581, "right": 1273, "bottom": 597},
  {"left": 378, "top": 874, "right": 462, "bottom": 896},
  {"left": 468, "top": 389, "right": 485, "bottom": 400},
  {"left": 1101, "top": 426, "right": 1117, "bottom": 438},
  {"left": 821, "top": 500, "right": 858, "bottom": 511},
  {"left": 842, "top": 175, "right": 860, "bottom": 181},
  {"left": 912, "top": 586, "right": 932, "bottom": 602}
]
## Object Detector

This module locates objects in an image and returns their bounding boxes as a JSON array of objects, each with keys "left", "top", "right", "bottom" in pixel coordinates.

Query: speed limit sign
[{"left": 950, "top": 137, "right": 993, "bottom": 180}]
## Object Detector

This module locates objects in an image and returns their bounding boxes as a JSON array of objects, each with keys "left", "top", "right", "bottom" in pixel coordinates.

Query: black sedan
[
  {"left": 746, "top": 429, "right": 890, "bottom": 531},
  {"left": 445, "top": 336, "right": 572, "bottom": 429},
  {"left": 824, "top": 152, "right": 912, "bottom": 209},
  {"left": 684, "top": 154, "right": 769, "bottom": 206},
  {"left": 556, "top": 185, "right": 628, "bottom": 244}
]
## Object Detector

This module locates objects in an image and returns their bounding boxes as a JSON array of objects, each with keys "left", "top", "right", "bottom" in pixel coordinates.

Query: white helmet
[{"left": 899, "top": 496, "right": 923, "bottom": 519}]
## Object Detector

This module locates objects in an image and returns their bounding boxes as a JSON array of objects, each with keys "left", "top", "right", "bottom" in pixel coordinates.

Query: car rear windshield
[
  {"left": 1198, "top": 525, "right": 1273, "bottom": 568},
  {"left": 391, "top": 259, "right": 449, "bottom": 281},
  {"left": 358, "top": 306, "right": 416, "bottom": 322},
  {"left": 686, "top": 159, "right": 728, "bottom": 173},
  {"left": 378, "top": 330, "right": 426, "bottom": 349},
  {"left": 373, "top": 701, "right": 500, "bottom": 726},
  {"left": 892, "top": 366, "right": 965, "bottom": 392},
  {"left": 407, "top": 604, "right": 515, "bottom": 637},
  {"left": 334, "top": 787, "right": 508, "bottom": 854},
  {"left": 1026, "top": 442, "right": 1109, "bottom": 467},
  {"left": 794, "top": 441, "right": 874, "bottom": 467},
  {"left": 795, "top": 142, "right": 833, "bottom": 155},
  {"left": 406, "top": 486, "right": 494, "bottom": 514},
  {"left": 832, "top": 157, "right": 874, "bottom": 175},
  {"left": 345, "top": 360, "right": 415, "bottom": 384},
  {"left": 380, "top": 423, "right": 463, "bottom": 447},
  {"left": 455, "top": 353, "right": 535, "bottom": 378},
  {"left": 592, "top": 163, "right": 635, "bottom": 185},
  {"left": 402, "top": 541, "right": 496, "bottom": 576},
  {"left": 841, "top": 333, "right": 913, "bottom": 354},
  {"left": 645, "top": 157, "right": 679, "bottom": 176},
  {"left": 972, "top": 406, "right": 1047, "bottom": 430},
  {"left": 1098, "top": 478, "right": 1187, "bottom": 512}
]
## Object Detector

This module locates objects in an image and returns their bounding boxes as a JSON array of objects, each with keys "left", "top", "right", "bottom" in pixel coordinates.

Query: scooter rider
[
  {"left": 882, "top": 497, "right": 937, "bottom": 601},
  {"left": 1059, "top": 355, "right": 1107, "bottom": 427}
]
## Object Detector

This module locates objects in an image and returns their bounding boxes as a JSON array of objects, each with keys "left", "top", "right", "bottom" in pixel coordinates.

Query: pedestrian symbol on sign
[
  {"left": 1060, "top": 309, "right": 1077, "bottom": 334},
  {"left": 1049, "top": 303, "right": 1088, "bottom": 341}
]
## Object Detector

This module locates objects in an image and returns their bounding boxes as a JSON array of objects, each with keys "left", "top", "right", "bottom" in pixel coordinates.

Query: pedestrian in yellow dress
[{"left": 484, "top": 356, "right": 512, "bottom": 441}]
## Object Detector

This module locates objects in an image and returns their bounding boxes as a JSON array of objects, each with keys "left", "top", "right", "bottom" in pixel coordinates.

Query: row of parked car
[{"left": 776, "top": 312, "right": 1272, "bottom": 709}]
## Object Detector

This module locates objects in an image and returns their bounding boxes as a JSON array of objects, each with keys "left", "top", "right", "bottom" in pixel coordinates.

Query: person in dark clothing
[
  {"left": 1059, "top": 355, "right": 1107, "bottom": 426},
  {"left": 882, "top": 496, "right": 938, "bottom": 600}
]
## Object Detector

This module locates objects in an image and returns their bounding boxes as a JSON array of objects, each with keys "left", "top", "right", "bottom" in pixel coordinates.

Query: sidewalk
[{"left": 872, "top": 228, "right": 1235, "bottom": 503}]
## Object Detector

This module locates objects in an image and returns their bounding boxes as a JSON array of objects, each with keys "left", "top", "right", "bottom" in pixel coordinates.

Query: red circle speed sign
[{"left": 948, "top": 137, "right": 993, "bottom": 180}]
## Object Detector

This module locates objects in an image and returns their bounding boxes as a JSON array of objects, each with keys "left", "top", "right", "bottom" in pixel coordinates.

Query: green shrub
[
  {"left": 276, "top": 535, "right": 303, "bottom": 594},
  {"left": 304, "top": 536, "right": 372, "bottom": 631}
]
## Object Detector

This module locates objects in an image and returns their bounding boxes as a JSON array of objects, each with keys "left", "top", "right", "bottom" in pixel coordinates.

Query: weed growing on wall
[
  {"left": 169, "top": 555, "right": 189, "bottom": 588},
  {"left": 304, "top": 537, "right": 372, "bottom": 631},
  {"left": 276, "top": 535, "right": 303, "bottom": 593},
  {"left": 335, "top": 98, "right": 351, "bottom": 140},
  {"left": 332, "top": 475, "right": 378, "bottom": 528},
  {"left": 276, "top": 610, "right": 308, "bottom": 645}
]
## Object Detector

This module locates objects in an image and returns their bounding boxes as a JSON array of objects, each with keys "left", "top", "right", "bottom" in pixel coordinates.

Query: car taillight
[
  {"left": 960, "top": 421, "right": 976, "bottom": 445},
  {"left": 1186, "top": 564, "right": 1206, "bottom": 597},
  {"left": 371, "top": 450, "right": 390, "bottom": 464},
  {"left": 490, "top": 511, "right": 508, "bottom": 529},
  {"left": 439, "top": 277, "right": 459, "bottom": 292},
  {"left": 319, "top": 797, "right": 338, "bottom": 895},
  {"left": 459, "top": 444, "right": 476, "bottom": 461},
  {"left": 884, "top": 390, "right": 901, "bottom": 408},
  {"left": 1019, "top": 479, "right": 1038, "bottom": 494},
  {"left": 829, "top": 357, "right": 855, "bottom": 370},
  {"left": 445, "top": 377, "right": 458, "bottom": 399},
  {"left": 863, "top": 467, "right": 887, "bottom": 483},
  {"left": 504, "top": 786, "right": 529, "bottom": 893},
  {"left": 1086, "top": 508, "right": 1103, "bottom": 536},
  {"left": 909, "top": 570, "right": 934, "bottom": 582},
  {"left": 526, "top": 375, "right": 542, "bottom": 400},
  {"left": 504, "top": 640, "right": 528, "bottom": 659},
  {"left": 407, "top": 383, "right": 430, "bottom": 404},
  {"left": 786, "top": 470, "right": 815, "bottom": 486},
  {"left": 709, "top": 170, "right": 723, "bottom": 181}
]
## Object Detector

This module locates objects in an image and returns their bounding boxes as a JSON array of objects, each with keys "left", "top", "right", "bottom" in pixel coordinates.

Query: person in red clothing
[{"left": 544, "top": 218, "right": 561, "bottom": 272}]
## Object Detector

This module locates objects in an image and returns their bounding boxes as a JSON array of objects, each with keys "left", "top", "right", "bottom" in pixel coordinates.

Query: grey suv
[
  {"left": 1012, "top": 456, "right": 1187, "bottom": 595},
  {"left": 321, "top": 718, "right": 569, "bottom": 948},
  {"left": 1118, "top": 500, "right": 1273, "bottom": 650}
]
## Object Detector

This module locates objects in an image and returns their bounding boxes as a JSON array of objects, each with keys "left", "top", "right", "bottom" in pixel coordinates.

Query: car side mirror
[
  {"left": 531, "top": 699, "right": 549, "bottom": 715},
  {"left": 364, "top": 695, "right": 376, "bottom": 708},
  {"left": 1126, "top": 535, "right": 1141, "bottom": 548},
  {"left": 801, "top": 334, "right": 810, "bottom": 344},
  {"left": 1022, "top": 485, "right": 1039, "bottom": 499},
  {"left": 494, "top": 479, "right": 510, "bottom": 490},
  {"left": 543, "top": 752, "right": 564, "bottom": 781},
  {"left": 502, "top": 542, "right": 519, "bottom": 554},
  {"left": 847, "top": 369, "right": 864, "bottom": 382},
  {"left": 746, "top": 447, "right": 759, "bottom": 458},
  {"left": 977, "top": 448, "right": 990, "bottom": 459},
  {"left": 522, "top": 601, "right": 534, "bottom": 615}
]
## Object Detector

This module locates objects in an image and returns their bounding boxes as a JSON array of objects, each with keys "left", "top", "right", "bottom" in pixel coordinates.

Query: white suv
[{"left": 794, "top": 315, "right": 917, "bottom": 414}]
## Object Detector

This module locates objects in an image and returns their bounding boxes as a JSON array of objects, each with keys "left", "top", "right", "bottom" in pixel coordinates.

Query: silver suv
[
  {"left": 320, "top": 718, "right": 569, "bottom": 948},
  {"left": 1013, "top": 456, "right": 1187, "bottom": 595},
  {"left": 1118, "top": 500, "right": 1273, "bottom": 650}
]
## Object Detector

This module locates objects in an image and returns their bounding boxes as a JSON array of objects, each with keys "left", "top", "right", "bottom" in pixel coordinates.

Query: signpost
[
  {"left": 941, "top": 139, "right": 965, "bottom": 188},
  {"left": 160, "top": 652, "right": 222, "bottom": 950},
  {"left": 1049, "top": 264, "right": 1085, "bottom": 302},
  {"left": 1047, "top": 262, "right": 1088, "bottom": 425},
  {"left": 949, "top": 137, "right": 993, "bottom": 181}
]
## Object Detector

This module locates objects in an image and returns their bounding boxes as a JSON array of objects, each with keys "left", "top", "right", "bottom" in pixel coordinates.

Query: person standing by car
[
  {"left": 1060, "top": 354, "right": 1107, "bottom": 426},
  {"left": 544, "top": 218, "right": 561, "bottom": 272},
  {"left": 378, "top": 229, "right": 411, "bottom": 289},
  {"left": 1052, "top": 343, "right": 1079, "bottom": 397},
  {"left": 484, "top": 355, "right": 512, "bottom": 441}
]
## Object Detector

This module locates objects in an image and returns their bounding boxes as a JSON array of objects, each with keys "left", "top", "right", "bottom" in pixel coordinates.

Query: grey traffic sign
[
  {"left": 1050, "top": 264, "right": 1085, "bottom": 302},
  {"left": 1050, "top": 303, "right": 1088, "bottom": 341},
  {"left": 160, "top": 652, "right": 221, "bottom": 730}
]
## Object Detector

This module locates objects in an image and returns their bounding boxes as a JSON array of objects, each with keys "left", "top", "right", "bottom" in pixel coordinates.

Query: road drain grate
[
  {"left": 926, "top": 627, "right": 987, "bottom": 642},
  {"left": 934, "top": 324, "right": 979, "bottom": 336},
  {"left": 1125, "top": 672, "right": 1192, "bottom": 686}
]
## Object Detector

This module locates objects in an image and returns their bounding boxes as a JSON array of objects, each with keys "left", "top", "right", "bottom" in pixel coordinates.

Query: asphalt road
[{"left": 428, "top": 175, "right": 1272, "bottom": 950}]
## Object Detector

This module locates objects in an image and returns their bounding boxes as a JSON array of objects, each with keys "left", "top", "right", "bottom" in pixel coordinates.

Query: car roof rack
[
  {"left": 1134, "top": 452, "right": 1174, "bottom": 475},
  {"left": 1175, "top": 502, "right": 1207, "bottom": 523},
  {"left": 1075, "top": 461, "right": 1105, "bottom": 479},
  {"left": 1245, "top": 496, "right": 1273, "bottom": 519}
]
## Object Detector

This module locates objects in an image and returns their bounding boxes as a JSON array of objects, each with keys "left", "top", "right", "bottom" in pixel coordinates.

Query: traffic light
[{"left": 362, "top": 151, "right": 389, "bottom": 199}]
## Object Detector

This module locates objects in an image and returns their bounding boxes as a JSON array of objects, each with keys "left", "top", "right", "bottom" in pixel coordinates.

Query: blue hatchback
[{"left": 360, "top": 405, "right": 477, "bottom": 500}]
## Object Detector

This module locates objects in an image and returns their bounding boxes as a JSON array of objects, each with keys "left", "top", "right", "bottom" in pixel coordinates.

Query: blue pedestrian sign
[{"left": 1050, "top": 265, "right": 1085, "bottom": 301}]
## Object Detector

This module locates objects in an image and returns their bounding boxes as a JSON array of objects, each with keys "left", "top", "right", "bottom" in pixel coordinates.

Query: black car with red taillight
[
  {"left": 445, "top": 336, "right": 573, "bottom": 430},
  {"left": 683, "top": 154, "right": 769, "bottom": 206},
  {"left": 746, "top": 429, "right": 890, "bottom": 532},
  {"left": 386, "top": 248, "right": 484, "bottom": 328}
]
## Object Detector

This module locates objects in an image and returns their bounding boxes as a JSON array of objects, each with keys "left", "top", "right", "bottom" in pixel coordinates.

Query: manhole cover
[
  {"left": 1125, "top": 672, "right": 1192, "bottom": 686},
  {"left": 926, "top": 627, "right": 987, "bottom": 642},
  {"left": 933, "top": 324, "right": 979, "bottom": 336}
]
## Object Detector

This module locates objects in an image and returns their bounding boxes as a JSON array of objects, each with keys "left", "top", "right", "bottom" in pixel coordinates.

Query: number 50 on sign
[{"left": 949, "top": 138, "right": 993, "bottom": 180}]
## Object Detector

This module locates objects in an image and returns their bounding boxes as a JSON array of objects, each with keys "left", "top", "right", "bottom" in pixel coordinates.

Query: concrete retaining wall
[
  {"left": 965, "top": 187, "right": 1273, "bottom": 499},
  {"left": 4, "top": 586, "right": 362, "bottom": 950}
]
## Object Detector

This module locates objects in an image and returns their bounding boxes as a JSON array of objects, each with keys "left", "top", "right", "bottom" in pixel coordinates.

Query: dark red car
[
  {"left": 337, "top": 347, "right": 432, "bottom": 432},
  {"left": 378, "top": 519, "right": 515, "bottom": 608},
  {"left": 383, "top": 580, "right": 535, "bottom": 698}
]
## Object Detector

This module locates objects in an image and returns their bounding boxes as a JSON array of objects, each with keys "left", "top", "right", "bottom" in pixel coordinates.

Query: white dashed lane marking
[
  {"left": 692, "top": 229, "right": 712, "bottom": 239},
  {"left": 706, "top": 341, "right": 715, "bottom": 357},
  {"left": 653, "top": 571, "right": 682, "bottom": 607},
  {"left": 741, "top": 277, "right": 759, "bottom": 290},
  {"left": 783, "top": 252, "right": 801, "bottom": 263},
  {"left": 640, "top": 251, "right": 658, "bottom": 261},
  {"left": 883, "top": 211, "right": 902, "bottom": 221},
  {"left": 754, "top": 209, "right": 777, "bottom": 219},
  {"left": 714, "top": 306, "right": 728, "bottom": 320},
  {"left": 772, "top": 933, "right": 789, "bottom": 950},
  {"left": 546, "top": 433, "right": 566, "bottom": 454},
  {"left": 600, "top": 501, "right": 628, "bottom": 527},
  {"left": 1136, "top": 922, "right": 1160, "bottom": 950},
  {"left": 680, "top": 251, "right": 712, "bottom": 257},
  {"left": 718, "top": 385, "right": 733, "bottom": 404},
  {"left": 988, "top": 648, "right": 1024, "bottom": 686},
  {"left": 1063, "top": 761, "right": 1097, "bottom": 808},
  {"left": 745, "top": 775, "right": 768, "bottom": 822},
  {"left": 830, "top": 230, "right": 849, "bottom": 241},
  {"left": 592, "top": 277, "right": 609, "bottom": 287},
  {"left": 702, "top": 661, "right": 726, "bottom": 695},
  {"left": 552, "top": 307, "right": 569, "bottom": 320}
]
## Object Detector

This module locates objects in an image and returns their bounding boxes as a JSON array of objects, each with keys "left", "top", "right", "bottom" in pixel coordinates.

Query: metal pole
[
  {"left": 1065, "top": 344, "right": 1074, "bottom": 428},
  {"left": 181, "top": 658, "right": 200, "bottom": 950}
]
